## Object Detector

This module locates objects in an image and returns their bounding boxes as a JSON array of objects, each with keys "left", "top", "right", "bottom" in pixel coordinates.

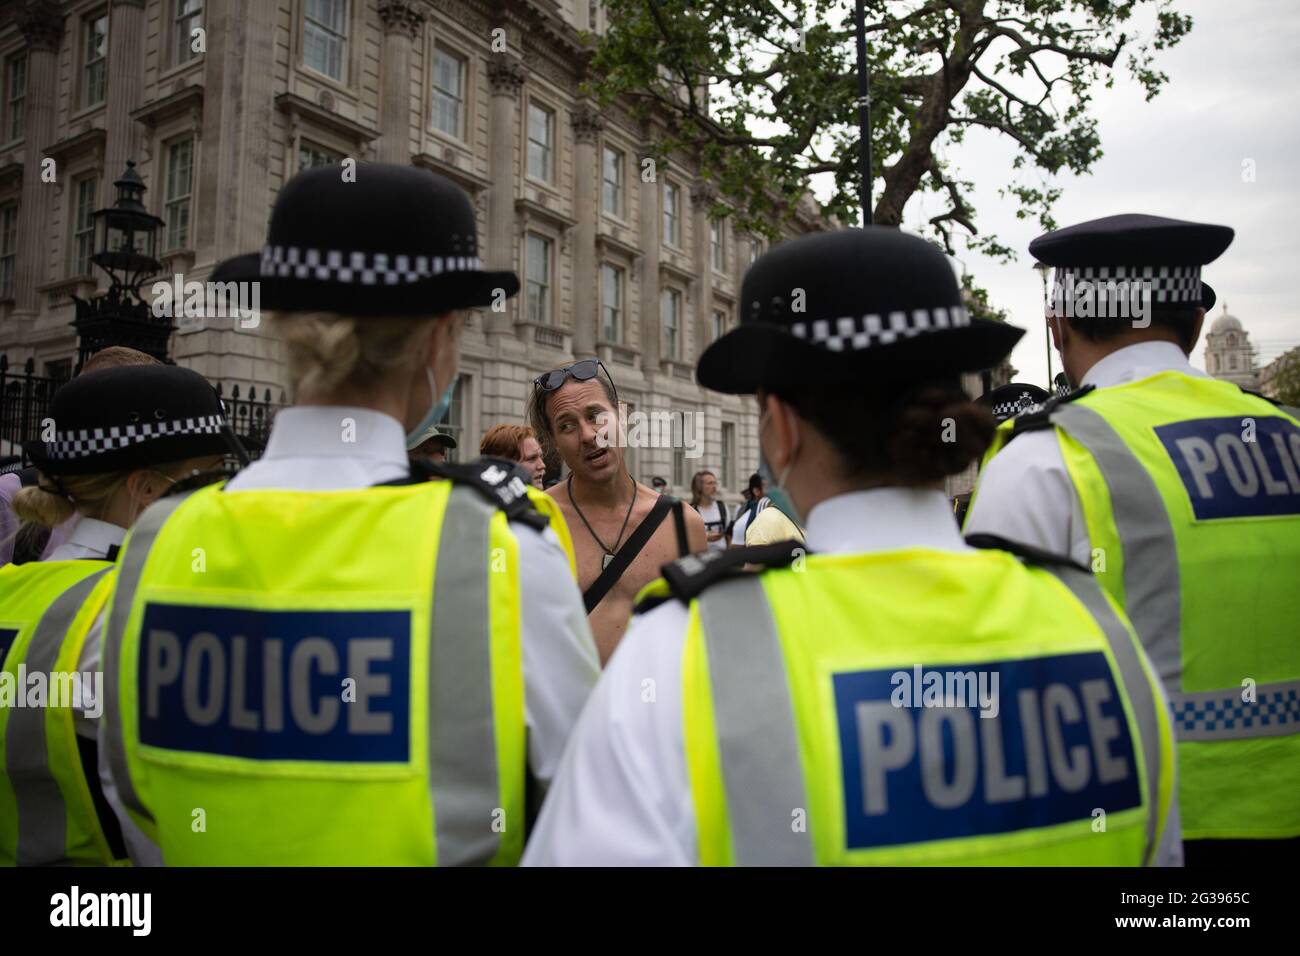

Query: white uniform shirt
[
  {"left": 523, "top": 485, "right": 1182, "bottom": 866},
  {"left": 101, "top": 405, "right": 600, "bottom": 864},
  {"left": 964, "top": 341, "right": 1210, "bottom": 565}
]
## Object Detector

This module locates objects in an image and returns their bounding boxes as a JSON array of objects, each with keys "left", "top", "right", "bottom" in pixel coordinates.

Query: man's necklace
[{"left": 568, "top": 472, "right": 637, "bottom": 570}]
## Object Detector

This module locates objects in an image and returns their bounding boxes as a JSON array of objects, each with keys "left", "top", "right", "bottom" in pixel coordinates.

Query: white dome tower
[{"left": 1203, "top": 303, "right": 1258, "bottom": 389}]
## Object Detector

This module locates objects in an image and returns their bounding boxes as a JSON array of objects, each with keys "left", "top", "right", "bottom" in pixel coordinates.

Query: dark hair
[
  {"left": 528, "top": 370, "right": 619, "bottom": 453},
  {"left": 770, "top": 378, "right": 995, "bottom": 485},
  {"left": 1066, "top": 306, "right": 1200, "bottom": 351}
]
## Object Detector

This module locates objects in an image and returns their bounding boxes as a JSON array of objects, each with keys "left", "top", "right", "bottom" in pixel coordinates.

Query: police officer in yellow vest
[
  {"left": 965, "top": 214, "right": 1300, "bottom": 866},
  {"left": 0, "top": 365, "right": 238, "bottom": 865},
  {"left": 524, "top": 227, "right": 1181, "bottom": 866},
  {"left": 98, "top": 164, "right": 600, "bottom": 866}
]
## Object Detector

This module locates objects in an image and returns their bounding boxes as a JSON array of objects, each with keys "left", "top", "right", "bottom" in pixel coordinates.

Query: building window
[
  {"left": 602, "top": 146, "right": 623, "bottom": 217},
  {"left": 526, "top": 233, "right": 552, "bottom": 325},
  {"left": 433, "top": 377, "right": 466, "bottom": 463},
  {"left": 601, "top": 263, "right": 622, "bottom": 343},
  {"left": 430, "top": 46, "right": 466, "bottom": 139},
  {"left": 527, "top": 102, "right": 554, "bottom": 182},
  {"left": 0, "top": 204, "right": 16, "bottom": 299},
  {"left": 303, "top": 0, "right": 349, "bottom": 83},
  {"left": 720, "top": 421, "right": 735, "bottom": 491},
  {"left": 749, "top": 237, "right": 763, "bottom": 265},
  {"left": 298, "top": 140, "right": 343, "bottom": 172},
  {"left": 1229, "top": 353, "right": 1238, "bottom": 370},
  {"left": 72, "top": 175, "right": 98, "bottom": 276},
  {"left": 711, "top": 308, "right": 726, "bottom": 342},
  {"left": 164, "top": 138, "right": 195, "bottom": 251},
  {"left": 175, "top": 0, "right": 203, "bottom": 66},
  {"left": 663, "top": 181, "right": 680, "bottom": 247},
  {"left": 710, "top": 219, "right": 724, "bottom": 271},
  {"left": 661, "top": 287, "right": 681, "bottom": 360},
  {"left": 6, "top": 53, "right": 25, "bottom": 142},
  {"left": 81, "top": 12, "right": 108, "bottom": 110}
]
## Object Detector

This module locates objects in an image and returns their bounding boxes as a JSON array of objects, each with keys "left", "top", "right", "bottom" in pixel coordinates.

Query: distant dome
[{"left": 1211, "top": 311, "right": 1242, "bottom": 334}]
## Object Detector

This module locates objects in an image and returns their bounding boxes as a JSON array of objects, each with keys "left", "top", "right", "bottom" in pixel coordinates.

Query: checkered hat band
[
  {"left": 260, "top": 246, "right": 484, "bottom": 285},
  {"left": 1053, "top": 265, "right": 1203, "bottom": 305},
  {"left": 992, "top": 396, "right": 1039, "bottom": 418},
  {"left": 1170, "top": 680, "right": 1300, "bottom": 742},
  {"left": 45, "top": 414, "right": 227, "bottom": 461},
  {"left": 789, "top": 305, "right": 970, "bottom": 352}
]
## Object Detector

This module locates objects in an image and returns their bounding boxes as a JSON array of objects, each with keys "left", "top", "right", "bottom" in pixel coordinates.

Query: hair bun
[{"left": 888, "top": 385, "right": 995, "bottom": 484}]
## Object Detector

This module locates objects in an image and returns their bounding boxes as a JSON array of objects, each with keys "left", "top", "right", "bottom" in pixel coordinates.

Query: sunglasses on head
[{"left": 533, "top": 358, "right": 610, "bottom": 393}]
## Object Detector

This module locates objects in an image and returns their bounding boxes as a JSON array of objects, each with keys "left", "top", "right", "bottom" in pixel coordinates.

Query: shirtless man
[{"left": 529, "top": 361, "right": 706, "bottom": 664}]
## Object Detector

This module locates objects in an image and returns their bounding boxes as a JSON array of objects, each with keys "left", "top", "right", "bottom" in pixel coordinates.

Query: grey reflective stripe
[
  {"left": 1170, "top": 679, "right": 1300, "bottom": 741},
  {"left": 429, "top": 485, "right": 501, "bottom": 866},
  {"left": 6, "top": 569, "right": 111, "bottom": 866},
  {"left": 1043, "top": 564, "right": 1164, "bottom": 865},
  {"left": 696, "top": 577, "right": 814, "bottom": 866},
  {"left": 1051, "top": 403, "right": 1184, "bottom": 687},
  {"left": 101, "top": 494, "right": 188, "bottom": 824}
]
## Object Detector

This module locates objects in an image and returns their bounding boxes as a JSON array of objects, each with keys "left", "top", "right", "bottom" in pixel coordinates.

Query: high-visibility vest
[
  {"left": 0, "top": 559, "right": 127, "bottom": 866},
  {"left": 526, "top": 486, "right": 577, "bottom": 577},
  {"left": 100, "top": 474, "right": 535, "bottom": 865},
  {"left": 644, "top": 543, "right": 1176, "bottom": 865},
  {"left": 980, "top": 371, "right": 1300, "bottom": 840}
]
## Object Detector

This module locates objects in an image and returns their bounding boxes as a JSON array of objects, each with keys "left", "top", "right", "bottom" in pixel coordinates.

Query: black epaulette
[
  {"left": 1238, "top": 386, "right": 1300, "bottom": 418},
  {"left": 416, "top": 456, "right": 549, "bottom": 532},
  {"left": 656, "top": 540, "right": 808, "bottom": 606},
  {"left": 1009, "top": 383, "right": 1096, "bottom": 438},
  {"left": 965, "top": 532, "right": 1090, "bottom": 573}
]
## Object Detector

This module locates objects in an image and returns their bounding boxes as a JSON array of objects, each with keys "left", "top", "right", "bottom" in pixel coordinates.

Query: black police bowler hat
[
  {"left": 212, "top": 163, "right": 519, "bottom": 316},
  {"left": 697, "top": 228, "right": 1024, "bottom": 394},
  {"left": 978, "top": 382, "right": 1051, "bottom": 422},
  {"left": 24, "top": 365, "right": 244, "bottom": 476},
  {"left": 1201, "top": 281, "right": 1216, "bottom": 312}
]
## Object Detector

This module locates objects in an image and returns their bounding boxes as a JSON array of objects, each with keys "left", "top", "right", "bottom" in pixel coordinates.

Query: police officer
[
  {"left": 98, "top": 164, "right": 599, "bottom": 866},
  {"left": 965, "top": 214, "right": 1300, "bottom": 866},
  {"left": 523, "top": 227, "right": 1180, "bottom": 866},
  {"left": 0, "top": 365, "right": 238, "bottom": 865}
]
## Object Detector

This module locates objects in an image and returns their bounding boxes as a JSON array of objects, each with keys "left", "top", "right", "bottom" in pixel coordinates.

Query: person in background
[
  {"left": 406, "top": 424, "right": 457, "bottom": 465},
  {"left": 726, "top": 472, "right": 765, "bottom": 549},
  {"left": 481, "top": 423, "right": 547, "bottom": 489},
  {"left": 689, "top": 470, "right": 728, "bottom": 551},
  {"left": 524, "top": 226, "right": 1179, "bottom": 867},
  {"left": 0, "top": 347, "right": 163, "bottom": 568},
  {"left": 0, "top": 364, "right": 239, "bottom": 866}
]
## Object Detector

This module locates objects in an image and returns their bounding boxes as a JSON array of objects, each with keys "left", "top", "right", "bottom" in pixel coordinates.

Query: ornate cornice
[
  {"left": 690, "top": 181, "right": 719, "bottom": 209},
  {"left": 377, "top": 0, "right": 425, "bottom": 40},
  {"left": 17, "top": 0, "right": 65, "bottom": 52}
]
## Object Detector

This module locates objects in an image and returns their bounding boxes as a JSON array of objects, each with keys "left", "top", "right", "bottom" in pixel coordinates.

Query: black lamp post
[{"left": 71, "top": 160, "right": 174, "bottom": 369}]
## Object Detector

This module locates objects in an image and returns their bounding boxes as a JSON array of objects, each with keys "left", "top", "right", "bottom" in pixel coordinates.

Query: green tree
[
  {"left": 584, "top": 0, "right": 1192, "bottom": 257},
  {"left": 1269, "top": 349, "right": 1300, "bottom": 407}
]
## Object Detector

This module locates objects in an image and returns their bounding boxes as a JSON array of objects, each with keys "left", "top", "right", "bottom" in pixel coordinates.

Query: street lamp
[
  {"left": 1033, "top": 260, "right": 1054, "bottom": 390},
  {"left": 71, "top": 160, "right": 173, "bottom": 368}
]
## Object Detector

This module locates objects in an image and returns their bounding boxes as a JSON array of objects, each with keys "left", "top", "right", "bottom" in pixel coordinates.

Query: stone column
[
  {"left": 570, "top": 102, "right": 603, "bottom": 359},
  {"left": 376, "top": 1, "right": 424, "bottom": 164},
  {"left": 690, "top": 180, "right": 717, "bottom": 364},
  {"left": 638, "top": 140, "right": 661, "bottom": 373},
  {"left": 104, "top": 0, "right": 147, "bottom": 198},
  {"left": 12, "top": 2, "right": 64, "bottom": 321},
  {"left": 486, "top": 54, "right": 525, "bottom": 335}
]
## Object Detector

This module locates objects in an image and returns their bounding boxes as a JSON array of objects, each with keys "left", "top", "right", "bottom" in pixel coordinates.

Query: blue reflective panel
[
  {"left": 833, "top": 652, "right": 1140, "bottom": 850},
  {"left": 1156, "top": 415, "right": 1300, "bottom": 520},
  {"left": 0, "top": 627, "right": 18, "bottom": 667},
  {"left": 137, "top": 604, "right": 411, "bottom": 763}
]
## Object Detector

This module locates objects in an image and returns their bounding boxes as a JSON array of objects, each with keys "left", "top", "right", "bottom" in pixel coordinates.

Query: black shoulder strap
[
  {"left": 583, "top": 494, "right": 674, "bottom": 614},
  {"left": 965, "top": 531, "right": 1090, "bottom": 573},
  {"left": 659, "top": 540, "right": 806, "bottom": 606},
  {"left": 378, "top": 456, "right": 548, "bottom": 532},
  {"left": 671, "top": 497, "right": 688, "bottom": 557},
  {"left": 1008, "top": 383, "right": 1097, "bottom": 439}
]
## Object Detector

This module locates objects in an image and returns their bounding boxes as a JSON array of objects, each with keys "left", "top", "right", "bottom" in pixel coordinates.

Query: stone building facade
[
  {"left": 0, "top": 0, "right": 830, "bottom": 502},
  {"left": 1203, "top": 305, "right": 1258, "bottom": 390}
]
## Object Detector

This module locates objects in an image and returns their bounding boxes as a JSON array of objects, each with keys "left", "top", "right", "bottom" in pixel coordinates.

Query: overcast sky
[{"left": 822, "top": 0, "right": 1300, "bottom": 388}]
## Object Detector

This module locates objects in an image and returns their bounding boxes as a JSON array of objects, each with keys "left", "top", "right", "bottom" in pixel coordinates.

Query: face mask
[
  {"left": 758, "top": 407, "right": 803, "bottom": 527},
  {"left": 406, "top": 367, "right": 458, "bottom": 446}
]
